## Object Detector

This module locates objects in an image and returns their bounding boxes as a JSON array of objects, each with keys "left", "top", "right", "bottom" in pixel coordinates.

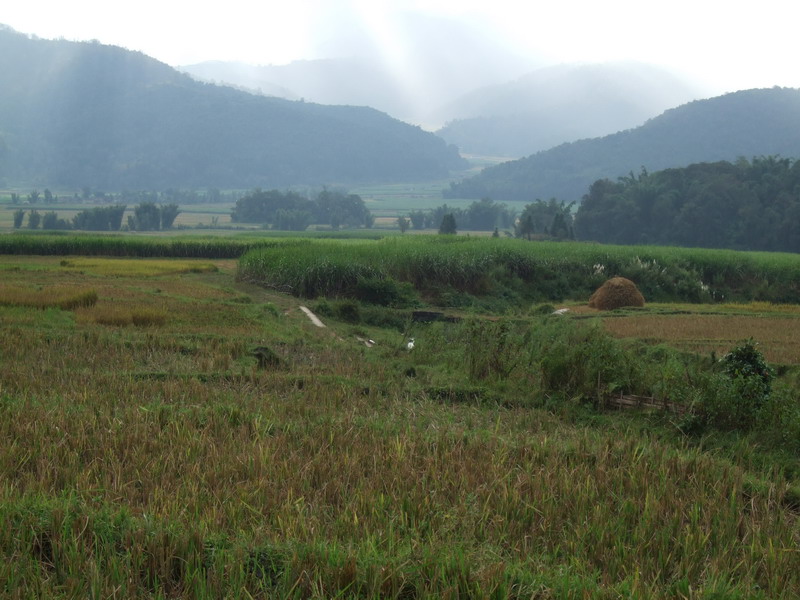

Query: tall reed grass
[
  {"left": 239, "top": 236, "right": 800, "bottom": 304},
  {"left": 0, "top": 285, "right": 98, "bottom": 310}
]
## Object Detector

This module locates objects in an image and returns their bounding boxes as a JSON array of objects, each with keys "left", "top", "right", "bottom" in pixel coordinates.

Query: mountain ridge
[
  {"left": 0, "top": 26, "right": 465, "bottom": 190},
  {"left": 435, "top": 62, "right": 705, "bottom": 157},
  {"left": 445, "top": 87, "right": 800, "bottom": 202}
]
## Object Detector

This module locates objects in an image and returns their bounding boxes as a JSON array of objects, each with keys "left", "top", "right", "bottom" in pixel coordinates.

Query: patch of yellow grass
[
  {"left": 59, "top": 258, "right": 218, "bottom": 277},
  {"left": 87, "top": 305, "right": 167, "bottom": 327},
  {"left": 718, "top": 301, "right": 800, "bottom": 314},
  {"left": 0, "top": 285, "right": 98, "bottom": 310}
]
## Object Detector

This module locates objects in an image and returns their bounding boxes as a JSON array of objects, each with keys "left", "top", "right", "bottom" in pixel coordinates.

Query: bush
[
  {"left": 719, "top": 339, "right": 774, "bottom": 395},
  {"left": 532, "top": 318, "right": 642, "bottom": 403},
  {"left": 354, "top": 277, "right": 417, "bottom": 307},
  {"left": 695, "top": 340, "right": 775, "bottom": 431},
  {"left": 334, "top": 301, "right": 361, "bottom": 324}
]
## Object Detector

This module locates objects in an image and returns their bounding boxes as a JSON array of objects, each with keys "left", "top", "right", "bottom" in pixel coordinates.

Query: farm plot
[{"left": 1, "top": 252, "right": 799, "bottom": 598}]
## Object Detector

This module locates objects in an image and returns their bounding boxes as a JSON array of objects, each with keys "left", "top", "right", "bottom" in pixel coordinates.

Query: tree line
[
  {"left": 230, "top": 188, "right": 373, "bottom": 230},
  {"left": 574, "top": 156, "right": 800, "bottom": 252},
  {"left": 13, "top": 203, "right": 181, "bottom": 232},
  {"left": 10, "top": 188, "right": 233, "bottom": 205},
  {"left": 404, "top": 198, "right": 517, "bottom": 232},
  {"left": 399, "top": 198, "right": 574, "bottom": 240},
  {"left": 431, "top": 156, "right": 800, "bottom": 253}
]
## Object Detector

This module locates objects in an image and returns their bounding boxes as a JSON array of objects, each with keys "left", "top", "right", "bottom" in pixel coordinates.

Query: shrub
[
  {"left": 334, "top": 301, "right": 361, "bottom": 324},
  {"left": 530, "top": 318, "right": 642, "bottom": 403},
  {"left": 719, "top": 339, "right": 774, "bottom": 394},
  {"left": 354, "top": 276, "right": 417, "bottom": 307},
  {"left": 529, "top": 303, "right": 556, "bottom": 315},
  {"left": 695, "top": 340, "right": 775, "bottom": 431}
]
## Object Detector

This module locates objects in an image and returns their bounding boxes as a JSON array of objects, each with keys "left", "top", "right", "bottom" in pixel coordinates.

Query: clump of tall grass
[{"left": 0, "top": 285, "right": 98, "bottom": 310}]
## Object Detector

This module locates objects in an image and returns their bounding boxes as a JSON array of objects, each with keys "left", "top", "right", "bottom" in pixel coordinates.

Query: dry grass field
[{"left": 1, "top": 253, "right": 799, "bottom": 598}]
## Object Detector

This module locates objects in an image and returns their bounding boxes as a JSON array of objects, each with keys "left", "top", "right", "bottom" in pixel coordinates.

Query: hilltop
[
  {"left": 0, "top": 26, "right": 465, "bottom": 190},
  {"left": 435, "top": 62, "right": 702, "bottom": 158},
  {"left": 445, "top": 87, "right": 800, "bottom": 201}
]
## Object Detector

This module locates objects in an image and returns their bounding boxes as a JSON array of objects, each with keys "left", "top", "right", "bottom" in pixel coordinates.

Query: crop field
[
  {"left": 1, "top": 238, "right": 799, "bottom": 598},
  {"left": 598, "top": 310, "right": 800, "bottom": 365}
]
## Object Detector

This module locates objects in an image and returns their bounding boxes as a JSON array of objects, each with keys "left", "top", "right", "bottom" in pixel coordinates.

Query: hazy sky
[{"left": 3, "top": 0, "right": 800, "bottom": 95}]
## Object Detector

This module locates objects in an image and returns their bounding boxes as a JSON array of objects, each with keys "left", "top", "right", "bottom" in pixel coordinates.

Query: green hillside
[
  {"left": 445, "top": 87, "right": 800, "bottom": 202},
  {"left": 0, "top": 26, "right": 466, "bottom": 190}
]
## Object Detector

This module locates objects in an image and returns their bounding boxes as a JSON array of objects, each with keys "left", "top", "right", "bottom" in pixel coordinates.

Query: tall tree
[{"left": 439, "top": 213, "right": 457, "bottom": 235}]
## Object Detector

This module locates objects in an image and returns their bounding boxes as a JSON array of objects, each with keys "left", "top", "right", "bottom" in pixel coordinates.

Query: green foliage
[
  {"left": 159, "top": 203, "right": 180, "bottom": 229},
  {"left": 1, "top": 252, "right": 800, "bottom": 598},
  {"left": 0, "top": 233, "right": 299, "bottom": 259},
  {"left": 438, "top": 213, "right": 457, "bottom": 235},
  {"left": 41, "top": 211, "right": 70, "bottom": 230},
  {"left": 72, "top": 205, "right": 126, "bottom": 231},
  {"left": 531, "top": 317, "right": 642, "bottom": 402},
  {"left": 516, "top": 199, "right": 574, "bottom": 240},
  {"left": 405, "top": 199, "right": 515, "bottom": 231},
  {"left": 27, "top": 209, "right": 41, "bottom": 229},
  {"left": 695, "top": 340, "right": 777, "bottom": 431},
  {"left": 315, "top": 188, "right": 371, "bottom": 230},
  {"left": 353, "top": 276, "right": 418, "bottom": 307},
  {"left": 274, "top": 208, "right": 312, "bottom": 231},
  {"left": 720, "top": 339, "right": 774, "bottom": 393},
  {"left": 130, "top": 202, "right": 161, "bottom": 231},
  {"left": 464, "top": 319, "right": 521, "bottom": 381},
  {"left": 12, "top": 209, "right": 24, "bottom": 228},
  {"left": 239, "top": 236, "right": 800, "bottom": 306},
  {"left": 231, "top": 188, "right": 372, "bottom": 230},
  {"left": 575, "top": 157, "right": 800, "bottom": 252}
]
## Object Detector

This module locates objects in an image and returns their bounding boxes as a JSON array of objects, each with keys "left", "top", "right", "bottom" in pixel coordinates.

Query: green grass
[{"left": 239, "top": 235, "right": 800, "bottom": 306}]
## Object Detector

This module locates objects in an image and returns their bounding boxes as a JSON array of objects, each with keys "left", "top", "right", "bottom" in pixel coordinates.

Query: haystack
[{"left": 588, "top": 277, "right": 645, "bottom": 310}]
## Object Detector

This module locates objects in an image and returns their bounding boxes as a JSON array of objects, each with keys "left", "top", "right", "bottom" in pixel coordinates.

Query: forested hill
[
  {"left": 0, "top": 26, "right": 466, "bottom": 190},
  {"left": 445, "top": 87, "right": 800, "bottom": 202},
  {"left": 573, "top": 157, "right": 800, "bottom": 253}
]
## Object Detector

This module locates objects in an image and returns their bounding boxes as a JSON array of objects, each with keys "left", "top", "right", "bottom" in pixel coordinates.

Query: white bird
[
  {"left": 552, "top": 308, "right": 570, "bottom": 315},
  {"left": 406, "top": 338, "right": 415, "bottom": 350}
]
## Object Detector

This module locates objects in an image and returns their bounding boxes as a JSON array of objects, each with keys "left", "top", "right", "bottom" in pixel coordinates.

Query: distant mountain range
[
  {"left": 435, "top": 63, "right": 704, "bottom": 158},
  {"left": 180, "top": 12, "right": 537, "bottom": 127},
  {"left": 445, "top": 87, "right": 800, "bottom": 202},
  {"left": 0, "top": 26, "right": 465, "bottom": 191}
]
